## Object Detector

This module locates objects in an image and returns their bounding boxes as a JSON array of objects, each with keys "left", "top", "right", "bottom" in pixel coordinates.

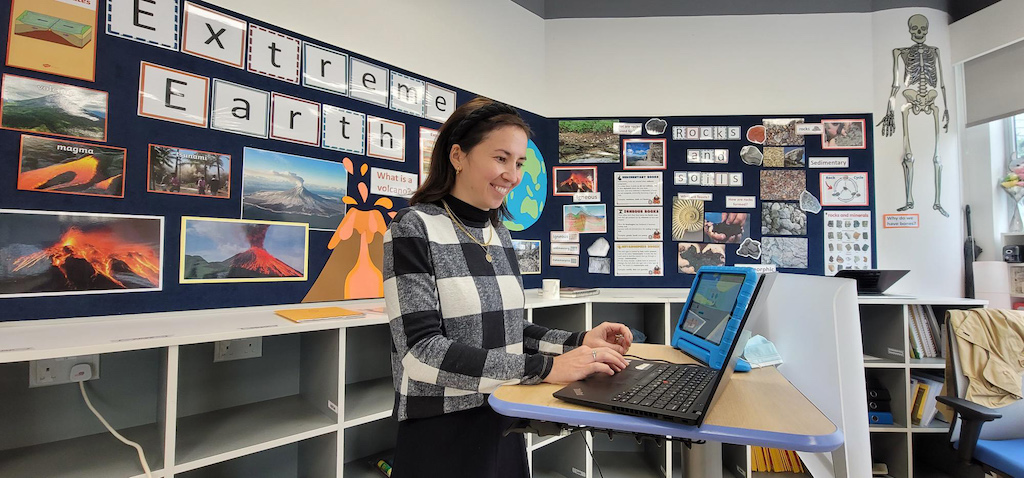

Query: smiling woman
[{"left": 384, "top": 98, "right": 634, "bottom": 478}]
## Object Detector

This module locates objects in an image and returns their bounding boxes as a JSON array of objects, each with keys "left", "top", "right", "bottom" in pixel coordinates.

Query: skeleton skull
[{"left": 908, "top": 14, "right": 928, "bottom": 44}]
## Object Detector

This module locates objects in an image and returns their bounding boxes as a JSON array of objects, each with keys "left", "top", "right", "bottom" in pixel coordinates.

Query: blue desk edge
[{"left": 488, "top": 394, "right": 844, "bottom": 453}]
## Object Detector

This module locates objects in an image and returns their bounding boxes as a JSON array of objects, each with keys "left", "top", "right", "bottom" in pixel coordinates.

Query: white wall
[
  {"left": 543, "top": 14, "right": 874, "bottom": 117},
  {"left": 205, "top": 0, "right": 548, "bottom": 114},
  {"left": 870, "top": 9, "right": 963, "bottom": 296}
]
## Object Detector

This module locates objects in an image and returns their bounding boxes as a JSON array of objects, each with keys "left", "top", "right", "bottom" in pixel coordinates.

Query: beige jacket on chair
[{"left": 943, "top": 309, "right": 1024, "bottom": 409}]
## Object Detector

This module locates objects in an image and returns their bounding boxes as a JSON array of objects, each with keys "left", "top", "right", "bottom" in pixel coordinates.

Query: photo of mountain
[
  {"left": 0, "top": 210, "right": 162, "bottom": 297},
  {"left": 18, "top": 135, "right": 125, "bottom": 197},
  {"left": 0, "top": 74, "right": 107, "bottom": 141},
  {"left": 180, "top": 217, "right": 308, "bottom": 283},
  {"left": 241, "top": 148, "right": 347, "bottom": 231}
]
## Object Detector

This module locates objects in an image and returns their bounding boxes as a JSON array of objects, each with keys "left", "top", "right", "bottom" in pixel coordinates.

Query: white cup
[{"left": 541, "top": 279, "right": 560, "bottom": 299}]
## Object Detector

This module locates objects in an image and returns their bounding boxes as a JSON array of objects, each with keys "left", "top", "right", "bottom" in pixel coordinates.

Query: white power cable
[{"left": 79, "top": 381, "right": 154, "bottom": 478}]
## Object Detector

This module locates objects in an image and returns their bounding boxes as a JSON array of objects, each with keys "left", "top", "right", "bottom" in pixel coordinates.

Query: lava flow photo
[
  {"left": 18, "top": 135, "right": 126, "bottom": 197},
  {"left": 0, "top": 210, "right": 162, "bottom": 297},
  {"left": 180, "top": 217, "right": 308, "bottom": 283}
]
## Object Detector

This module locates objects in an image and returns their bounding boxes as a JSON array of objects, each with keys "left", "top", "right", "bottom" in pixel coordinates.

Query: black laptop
[
  {"left": 552, "top": 272, "right": 777, "bottom": 426},
  {"left": 835, "top": 269, "right": 909, "bottom": 295}
]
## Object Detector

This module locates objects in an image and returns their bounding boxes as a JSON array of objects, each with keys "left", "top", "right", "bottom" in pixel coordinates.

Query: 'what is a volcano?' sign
[{"left": 370, "top": 168, "right": 417, "bottom": 198}]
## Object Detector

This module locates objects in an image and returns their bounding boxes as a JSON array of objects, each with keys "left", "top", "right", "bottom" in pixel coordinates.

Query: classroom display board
[
  {"left": 0, "top": 0, "right": 554, "bottom": 321},
  {"left": 510, "top": 117, "right": 876, "bottom": 290},
  {"left": 0, "top": 0, "right": 874, "bottom": 321}
]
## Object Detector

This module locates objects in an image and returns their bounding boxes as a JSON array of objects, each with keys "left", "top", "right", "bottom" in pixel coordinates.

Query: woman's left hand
[{"left": 583, "top": 322, "right": 633, "bottom": 355}]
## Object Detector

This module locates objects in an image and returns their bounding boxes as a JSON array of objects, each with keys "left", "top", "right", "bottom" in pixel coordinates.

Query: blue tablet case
[{"left": 671, "top": 266, "right": 759, "bottom": 371}]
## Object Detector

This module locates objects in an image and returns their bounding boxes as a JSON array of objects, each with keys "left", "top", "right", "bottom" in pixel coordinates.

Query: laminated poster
[
  {"left": 180, "top": 216, "right": 308, "bottom": 284},
  {"left": 614, "top": 242, "right": 663, "bottom": 277},
  {"left": 241, "top": 148, "right": 347, "bottom": 231},
  {"left": 6, "top": 0, "right": 98, "bottom": 81},
  {"left": 614, "top": 172, "right": 663, "bottom": 206},
  {"left": 0, "top": 209, "right": 163, "bottom": 298},
  {"left": 147, "top": 144, "right": 230, "bottom": 198},
  {"left": 19, "top": 135, "right": 125, "bottom": 198},
  {"left": 614, "top": 207, "right": 663, "bottom": 241},
  {"left": 511, "top": 239, "right": 541, "bottom": 275},
  {"left": 823, "top": 211, "right": 872, "bottom": 276}
]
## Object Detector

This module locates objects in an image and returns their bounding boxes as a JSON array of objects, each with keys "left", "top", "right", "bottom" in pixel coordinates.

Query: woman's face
[{"left": 450, "top": 125, "right": 527, "bottom": 211}]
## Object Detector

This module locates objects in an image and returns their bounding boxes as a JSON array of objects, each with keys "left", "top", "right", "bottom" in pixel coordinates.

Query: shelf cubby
[
  {"left": 865, "top": 368, "right": 908, "bottom": 428},
  {"left": 343, "top": 324, "right": 393, "bottom": 427},
  {"left": 342, "top": 417, "right": 396, "bottom": 478},
  {"left": 0, "top": 348, "right": 167, "bottom": 478},
  {"left": 860, "top": 304, "right": 908, "bottom": 362},
  {"left": 870, "top": 432, "right": 910, "bottom": 478},
  {"left": 175, "top": 433, "right": 337, "bottom": 478},
  {"left": 531, "top": 430, "right": 588, "bottom": 478},
  {"left": 591, "top": 302, "right": 669, "bottom": 345},
  {"left": 174, "top": 331, "right": 339, "bottom": 470},
  {"left": 591, "top": 432, "right": 666, "bottom": 478},
  {"left": 531, "top": 303, "right": 587, "bottom": 332}
]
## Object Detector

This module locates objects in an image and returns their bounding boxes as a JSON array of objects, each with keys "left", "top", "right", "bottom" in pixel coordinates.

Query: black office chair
[{"left": 937, "top": 314, "right": 1024, "bottom": 478}]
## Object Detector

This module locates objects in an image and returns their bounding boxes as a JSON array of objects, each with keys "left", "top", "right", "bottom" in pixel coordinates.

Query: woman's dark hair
[{"left": 410, "top": 97, "right": 532, "bottom": 226}]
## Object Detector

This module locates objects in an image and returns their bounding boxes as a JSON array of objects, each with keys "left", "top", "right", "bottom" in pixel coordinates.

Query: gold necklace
[{"left": 442, "top": 200, "right": 494, "bottom": 263}]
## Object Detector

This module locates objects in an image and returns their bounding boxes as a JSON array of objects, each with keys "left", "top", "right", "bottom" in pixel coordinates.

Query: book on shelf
[
  {"left": 910, "top": 372, "right": 946, "bottom": 426},
  {"left": 750, "top": 446, "right": 804, "bottom": 473},
  {"left": 915, "top": 305, "right": 938, "bottom": 357},
  {"left": 557, "top": 287, "right": 599, "bottom": 298},
  {"left": 923, "top": 305, "right": 944, "bottom": 358},
  {"left": 275, "top": 306, "right": 366, "bottom": 323},
  {"left": 907, "top": 306, "right": 924, "bottom": 359}
]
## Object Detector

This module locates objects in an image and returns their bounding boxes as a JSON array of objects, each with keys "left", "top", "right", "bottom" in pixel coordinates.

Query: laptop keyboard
[{"left": 611, "top": 364, "right": 715, "bottom": 412}]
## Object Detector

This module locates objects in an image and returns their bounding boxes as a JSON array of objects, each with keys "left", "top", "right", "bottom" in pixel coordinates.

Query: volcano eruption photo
[
  {"left": 552, "top": 167, "right": 597, "bottom": 196},
  {"left": 0, "top": 210, "right": 163, "bottom": 297},
  {"left": 241, "top": 148, "right": 347, "bottom": 231},
  {"left": 180, "top": 217, "right": 308, "bottom": 283}
]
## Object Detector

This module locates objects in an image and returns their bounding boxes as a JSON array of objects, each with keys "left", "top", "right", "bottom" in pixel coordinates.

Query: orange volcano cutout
[{"left": 13, "top": 226, "right": 160, "bottom": 289}]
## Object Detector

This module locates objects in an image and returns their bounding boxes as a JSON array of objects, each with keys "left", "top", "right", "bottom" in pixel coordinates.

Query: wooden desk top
[{"left": 493, "top": 343, "right": 837, "bottom": 438}]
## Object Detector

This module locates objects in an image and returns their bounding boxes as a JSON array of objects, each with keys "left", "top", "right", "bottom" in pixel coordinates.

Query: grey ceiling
[{"left": 511, "top": 0, "right": 999, "bottom": 22}]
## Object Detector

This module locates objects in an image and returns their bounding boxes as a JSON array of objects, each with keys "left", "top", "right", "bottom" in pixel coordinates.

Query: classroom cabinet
[
  {"left": 858, "top": 297, "right": 985, "bottom": 478},
  {"left": 1, "top": 289, "right": 746, "bottom": 478}
]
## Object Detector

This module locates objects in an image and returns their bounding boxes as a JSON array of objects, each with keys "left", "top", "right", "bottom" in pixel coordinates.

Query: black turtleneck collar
[{"left": 441, "top": 194, "right": 491, "bottom": 228}]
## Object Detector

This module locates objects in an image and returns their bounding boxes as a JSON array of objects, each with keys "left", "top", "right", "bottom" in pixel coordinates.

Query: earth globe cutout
[{"left": 503, "top": 139, "right": 547, "bottom": 231}]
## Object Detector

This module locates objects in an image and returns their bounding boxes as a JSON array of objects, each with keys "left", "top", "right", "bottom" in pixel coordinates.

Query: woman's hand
[
  {"left": 543, "top": 346, "right": 628, "bottom": 384},
  {"left": 583, "top": 322, "right": 633, "bottom": 355}
]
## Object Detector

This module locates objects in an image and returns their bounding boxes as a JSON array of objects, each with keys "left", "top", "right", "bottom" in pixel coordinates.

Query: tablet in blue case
[{"left": 671, "top": 266, "right": 759, "bottom": 371}]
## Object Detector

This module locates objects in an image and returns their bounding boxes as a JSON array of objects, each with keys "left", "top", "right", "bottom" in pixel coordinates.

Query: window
[{"left": 1015, "top": 113, "right": 1024, "bottom": 160}]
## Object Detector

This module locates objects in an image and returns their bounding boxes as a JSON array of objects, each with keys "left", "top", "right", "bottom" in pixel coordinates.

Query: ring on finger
[{"left": 592, "top": 350, "right": 597, "bottom": 361}]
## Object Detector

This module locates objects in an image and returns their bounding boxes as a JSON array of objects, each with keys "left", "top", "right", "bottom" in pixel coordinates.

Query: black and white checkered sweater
[{"left": 384, "top": 196, "right": 584, "bottom": 421}]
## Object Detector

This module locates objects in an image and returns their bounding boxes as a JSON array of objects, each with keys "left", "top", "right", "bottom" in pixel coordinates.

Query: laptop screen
[{"left": 680, "top": 272, "right": 747, "bottom": 345}]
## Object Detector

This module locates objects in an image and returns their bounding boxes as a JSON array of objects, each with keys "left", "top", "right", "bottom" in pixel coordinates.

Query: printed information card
[{"left": 614, "top": 242, "right": 664, "bottom": 276}]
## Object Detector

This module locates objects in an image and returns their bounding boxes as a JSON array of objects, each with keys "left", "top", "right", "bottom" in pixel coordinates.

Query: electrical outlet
[
  {"left": 214, "top": 337, "right": 263, "bottom": 362},
  {"left": 29, "top": 355, "right": 100, "bottom": 388}
]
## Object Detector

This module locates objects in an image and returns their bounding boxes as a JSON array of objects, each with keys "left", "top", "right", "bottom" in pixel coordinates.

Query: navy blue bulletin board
[
  {"left": 0, "top": 0, "right": 875, "bottom": 321},
  {"left": 513, "top": 115, "right": 876, "bottom": 291},
  {"left": 0, "top": 0, "right": 554, "bottom": 321}
]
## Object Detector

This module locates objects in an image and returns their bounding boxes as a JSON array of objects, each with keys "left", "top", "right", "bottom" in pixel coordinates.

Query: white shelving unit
[
  {"left": 857, "top": 296, "right": 986, "bottom": 478},
  {"left": 1, "top": 289, "right": 700, "bottom": 478}
]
